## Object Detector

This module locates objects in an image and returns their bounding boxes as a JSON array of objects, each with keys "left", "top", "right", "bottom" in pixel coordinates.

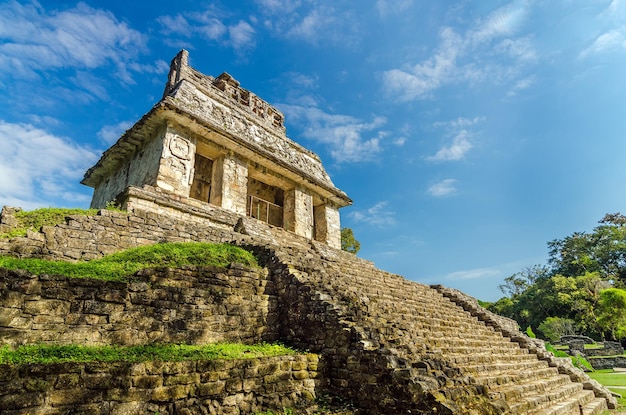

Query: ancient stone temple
[{"left": 81, "top": 50, "right": 351, "bottom": 249}]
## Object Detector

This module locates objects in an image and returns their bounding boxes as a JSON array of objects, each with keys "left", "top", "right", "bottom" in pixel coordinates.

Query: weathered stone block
[
  {"left": 24, "top": 299, "right": 69, "bottom": 316},
  {"left": 48, "top": 388, "right": 103, "bottom": 406},
  {"left": 55, "top": 373, "right": 81, "bottom": 389},
  {"left": 151, "top": 385, "right": 188, "bottom": 402},
  {"left": 0, "top": 392, "right": 44, "bottom": 409},
  {"left": 195, "top": 381, "right": 226, "bottom": 396},
  {"left": 164, "top": 372, "right": 200, "bottom": 386}
]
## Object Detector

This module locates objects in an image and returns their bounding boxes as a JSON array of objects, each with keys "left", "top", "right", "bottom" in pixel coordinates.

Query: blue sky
[{"left": 2, "top": 0, "right": 626, "bottom": 301}]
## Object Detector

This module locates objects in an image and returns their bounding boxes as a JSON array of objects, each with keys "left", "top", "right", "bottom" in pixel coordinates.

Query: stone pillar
[
  {"left": 314, "top": 203, "right": 341, "bottom": 249},
  {"left": 284, "top": 187, "right": 314, "bottom": 239},
  {"left": 155, "top": 126, "right": 196, "bottom": 197},
  {"left": 210, "top": 153, "right": 248, "bottom": 215}
]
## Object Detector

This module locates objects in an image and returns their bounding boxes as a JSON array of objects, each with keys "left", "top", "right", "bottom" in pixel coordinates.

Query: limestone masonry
[
  {"left": 82, "top": 50, "right": 350, "bottom": 249},
  {"left": 0, "top": 51, "right": 619, "bottom": 414}
]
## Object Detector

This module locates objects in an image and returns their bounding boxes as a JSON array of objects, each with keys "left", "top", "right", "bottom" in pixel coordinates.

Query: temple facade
[{"left": 82, "top": 50, "right": 351, "bottom": 248}]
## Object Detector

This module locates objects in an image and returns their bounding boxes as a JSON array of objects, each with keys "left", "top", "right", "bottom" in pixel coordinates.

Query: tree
[
  {"left": 548, "top": 213, "right": 626, "bottom": 283},
  {"left": 498, "top": 265, "right": 548, "bottom": 297},
  {"left": 597, "top": 288, "right": 626, "bottom": 341},
  {"left": 341, "top": 227, "right": 360, "bottom": 254},
  {"left": 487, "top": 213, "right": 626, "bottom": 341},
  {"left": 538, "top": 317, "right": 575, "bottom": 343}
]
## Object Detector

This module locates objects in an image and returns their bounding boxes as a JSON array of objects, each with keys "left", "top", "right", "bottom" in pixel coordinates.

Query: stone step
[
  {"left": 580, "top": 397, "right": 609, "bottom": 415},
  {"left": 447, "top": 352, "right": 539, "bottom": 365},
  {"left": 428, "top": 342, "right": 526, "bottom": 355},
  {"left": 450, "top": 357, "right": 552, "bottom": 377},
  {"left": 497, "top": 381, "right": 585, "bottom": 412},
  {"left": 470, "top": 366, "right": 561, "bottom": 387},
  {"left": 518, "top": 389, "right": 600, "bottom": 415}
]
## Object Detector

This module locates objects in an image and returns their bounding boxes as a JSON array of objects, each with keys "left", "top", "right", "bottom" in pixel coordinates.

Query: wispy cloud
[
  {"left": 256, "top": 1, "right": 358, "bottom": 46},
  {"left": 428, "top": 116, "right": 484, "bottom": 162},
  {"left": 97, "top": 121, "right": 134, "bottom": 145},
  {"left": 427, "top": 130, "right": 472, "bottom": 161},
  {"left": 376, "top": 0, "right": 413, "bottom": 17},
  {"left": 280, "top": 104, "right": 386, "bottom": 163},
  {"left": 348, "top": 201, "right": 396, "bottom": 227},
  {"left": 579, "top": 30, "right": 626, "bottom": 59},
  {"left": 382, "top": 1, "right": 535, "bottom": 101},
  {"left": 576, "top": 1, "right": 626, "bottom": 59},
  {"left": 428, "top": 179, "right": 457, "bottom": 197},
  {"left": 157, "top": 7, "right": 256, "bottom": 53},
  {"left": 0, "top": 1, "right": 147, "bottom": 83},
  {"left": 0, "top": 120, "right": 98, "bottom": 209},
  {"left": 445, "top": 266, "right": 501, "bottom": 280}
]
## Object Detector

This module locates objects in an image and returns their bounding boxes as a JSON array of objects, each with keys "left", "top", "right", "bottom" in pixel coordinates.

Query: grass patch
[
  {"left": 0, "top": 242, "right": 258, "bottom": 281},
  {"left": 1, "top": 207, "right": 100, "bottom": 238},
  {"left": 584, "top": 344, "right": 605, "bottom": 349},
  {"left": 587, "top": 369, "right": 626, "bottom": 407},
  {"left": 0, "top": 343, "right": 296, "bottom": 365}
]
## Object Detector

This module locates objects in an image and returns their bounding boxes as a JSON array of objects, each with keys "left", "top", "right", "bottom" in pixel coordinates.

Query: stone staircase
[{"left": 254, "top": 238, "right": 616, "bottom": 414}]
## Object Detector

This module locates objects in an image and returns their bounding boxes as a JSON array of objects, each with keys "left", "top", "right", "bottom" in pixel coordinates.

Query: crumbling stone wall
[
  {"left": 0, "top": 355, "right": 318, "bottom": 415},
  {"left": 0, "top": 264, "right": 277, "bottom": 347},
  {"left": 588, "top": 356, "right": 626, "bottom": 370},
  {"left": 583, "top": 342, "right": 624, "bottom": 357}
]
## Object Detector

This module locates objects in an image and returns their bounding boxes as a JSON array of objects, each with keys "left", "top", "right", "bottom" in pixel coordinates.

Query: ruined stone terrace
[{"left": 0, "top": 203, "right": 617, "bottom": 414}]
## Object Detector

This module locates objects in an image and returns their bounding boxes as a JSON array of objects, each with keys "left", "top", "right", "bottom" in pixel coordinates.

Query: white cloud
[
  {"left": 427, "top": 130, "right": 472, "bottom": 161},
  {"left": 280, "top": 104, "right": 386, "bottom": 163},
  {"left": 382, "top": 1, "right": 535, "bottom": 101},
  {"left": 428, "top": 179, "right": 457, "bottom": 197},
  {"left": 286, "top": 7, "right": 337, "bottom": 44},
  {"left": 383, "top": 27, "right": 461, "bottom": 100},
  {"left": 255, "top": 0, "right": 302, "bottom": 15},
  {"left": 228, "top": 21, "right": 256, "bottom": 50},
  {"left": 507, "top": 75, "right": 535, "bottom": 97},
  {"left": 97, "top": 121, "right": 134, "bottom": 145},
  {"left": 255, "top": 2, "right": 357, "bottom": 46},
  {"left": 470, "top": 1, "right": 527, "bottom": 44},
  {"left": 348, "top": 202, "right": 396, "bottom": 227},
  {"left": 445, "top": 267, "right": 501, "bottom": 280},
  {"left": 157, "top": 14, "right": 192, "bottom": 37},
  {"left": 0, "top": 121, "right": 99, "bottom": 209},
  {"left": 434, "top": 116, "right": 484, "bottom": 129},
  {"left": 393, "top": 137, "right": 406, "bottom": 146},
  {"left": 579, "top": 30, "right": 626, "bottom": 59},
  {"left": 158, "top": 8, "right": 255, "bottom": 53},
  {"left": 376, "top": 0, "right": 413, "bottom": 17},
  {"left": 0, "top": 1, "right": 146, "bottom": 82},
  {"left": 429, "top": 116, "right": 484, "bottom": 161}
]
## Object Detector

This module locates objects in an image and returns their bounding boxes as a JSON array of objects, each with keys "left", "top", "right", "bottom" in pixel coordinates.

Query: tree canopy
[
  {"left": 341, "top": 227, "right": 360, "bottom": 254},
  {"left": 487, "top": 213, "right": 626, "bottom": 342}
]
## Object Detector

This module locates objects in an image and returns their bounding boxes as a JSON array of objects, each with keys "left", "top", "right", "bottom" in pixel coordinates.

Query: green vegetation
[
  {"left": 0, "top": 343, "right": 295, "bottom": 365},
  {"left": 487, "top": 213, "right": 626, "bottom": 343},
  {"left": 544, "top": 343, "right": 594, "bottom": 371},
  {"left": 1, "top": 207, "right": 100, "bottom": 238},
  {"left": 340, "top": 228, "right": 360, "bottom": 254},
  {"left": 0, "top": 242, "right": 258, "bottom": 281}
]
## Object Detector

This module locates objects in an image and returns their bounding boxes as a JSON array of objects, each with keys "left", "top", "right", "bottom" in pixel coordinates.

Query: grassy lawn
[{"left": 588, "top": 369, "right": 626, "bottom": 408}]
